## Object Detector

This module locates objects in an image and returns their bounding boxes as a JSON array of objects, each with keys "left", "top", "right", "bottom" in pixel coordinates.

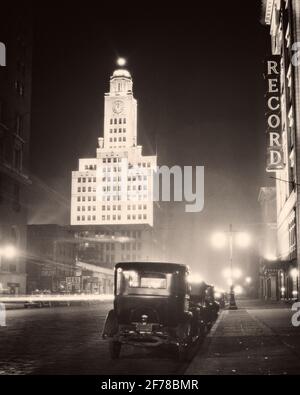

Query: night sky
[{"left": 29, "top": 0, "right": 271, "bottom": 286}]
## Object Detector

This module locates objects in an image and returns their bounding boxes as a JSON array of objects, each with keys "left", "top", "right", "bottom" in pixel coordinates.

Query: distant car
[{"left": 24, "top": 290, "right": 52, "bottom": 308}]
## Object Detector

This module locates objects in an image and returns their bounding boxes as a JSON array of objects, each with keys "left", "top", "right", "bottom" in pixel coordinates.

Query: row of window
[
  {"left": 102, "top": 185, "right": 147, "bottom": 192},
  {"left": 103, "top": 167, "right": 122, "bottom": 172},
  {"left": 101, "top": 214, "right": 147, "bottom": 221},
  {"left": 101, "top": 176, "right": 147, "bottom": 183},
  {"left": 102, "top": 177, "right": 122, "bottom": 182},
  {"left": 77, "top": 187, "right": 97, "bottom": 193},
  {"left": 77, "top": 206, "right": 96, "bottom": 212},
  {"left": 102, "top": 215, "right": 122, "bottom": 221},
  {"left": 103, "top": 157, "right": 122, "bottom": 163},
  {"left": 77, "top": 216, "right": 96, "bottom": 221},
  {"left": 102, "top": 205, "right": 122, "bottom": 211},
  {"left": 100, "top": 204, "right": 147, "bottom": 211},
  {"left": 93, "top": 230, "right": 142, "bottom": 238},
  {"left": 77, "top": 177, "right": 96, "bottom": 183},
  {"left": 128, "top": 204, "right": 147, "bottom": 210},
  {"left": 109, "top": 137, "right": 126, "bottom": 143},
  {"left": 109, "top": 128, "right": 126, "bottom": 134},
  {"left": 77, "top": 196, "right": 96, "bottom": 202},
  {"left": 84, "top": 164, "right": 96, "bottom": 170},
  {"left": 110, "top": 118, "right": 126, "bottom": 125},
  {"left": 127, "top": 214, "right": 147, "bottom": 220}
]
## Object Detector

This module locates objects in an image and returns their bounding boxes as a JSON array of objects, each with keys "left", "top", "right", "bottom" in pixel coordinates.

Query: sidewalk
[{"left": 185, "top": 301, "right": 300, "bottom": 375}]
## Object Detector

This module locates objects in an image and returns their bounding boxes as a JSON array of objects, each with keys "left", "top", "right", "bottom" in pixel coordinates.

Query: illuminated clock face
[{"left": 112, "top": 100, "right": 124, "bottom": 114}]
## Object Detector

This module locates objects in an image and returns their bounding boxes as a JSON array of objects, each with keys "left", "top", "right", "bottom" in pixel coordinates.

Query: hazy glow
[
  {"left": 211, "top": 232, "right": 227, "bottom": 248},
  {"left": 215, "top": 292, "right": 221, "bottom": 299},
  {"left": 236, "top": 232, "right": 251, "bottom": 248},
  {"left": 188, "top": 273, "right": 203, "bottom": 284},
  {"left": 223, "top": 268, "right": 242, "bottom": 279},
  {"left": 264, "top": 254, "right": 277, "bottom": 261},
  {"left": 0, "top": 294, "right": 114, "bottom": 303},
  {"left": 290, "top": 268, "right": 299, "bottom": 279},
  {"left": 245, "top": 277, "right": 252, "bottom": 284},
  {"left": 117, "top": 57, "right": 126, "bottom": 67},
  {"left": 234, "top": 285, "right": 243, "bottom": 295},
  {"left": 227, "top": 278, "right": 233, "bottom": 286},
  {"left": 2, "top": 245, "right": 17, "bottom": 259}
]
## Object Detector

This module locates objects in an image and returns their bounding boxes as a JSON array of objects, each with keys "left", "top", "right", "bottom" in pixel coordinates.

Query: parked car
[
  {"left": 102, "top": 262, "right": 203, "bottom": 361},
  {"left": 190, "top": 281, "right": 220, "bottom": 331}
]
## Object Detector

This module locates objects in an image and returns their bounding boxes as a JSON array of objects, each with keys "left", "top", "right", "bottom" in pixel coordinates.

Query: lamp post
[
  {"left": 228, "top": 224, "right": 238, "bottom": 310},
  {"left": 211, "top": 224, "right": 251, "bottom": 310}
]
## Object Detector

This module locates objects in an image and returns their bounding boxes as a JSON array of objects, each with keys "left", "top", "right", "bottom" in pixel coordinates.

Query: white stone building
[{"left": 71, "top": 66, "right": 156, "bottom": 228}]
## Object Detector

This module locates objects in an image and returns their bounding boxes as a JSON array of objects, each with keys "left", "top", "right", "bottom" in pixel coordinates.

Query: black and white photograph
[{"left": 1, "top": 0, "right": 300, "bottom": 383}]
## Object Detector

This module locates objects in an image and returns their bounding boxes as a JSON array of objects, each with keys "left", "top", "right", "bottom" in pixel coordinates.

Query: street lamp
[
  {"left": 211, "top": 224, "right": 251, "bottom": 310},
  {"left": 0, "top": 245, "right": 17, "bottom": 260}
]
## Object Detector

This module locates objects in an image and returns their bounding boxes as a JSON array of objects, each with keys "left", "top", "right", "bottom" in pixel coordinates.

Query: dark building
[
  {"left": 26, "top": 224, "right": 77, "bottom": 293},
  {"left": 262, "top": 0, "right": 300, "bottom": 300},
  {"left": 27, "top": 224, "right": 114, "bottom": 294},
  {"left": 0, "top": 3, "right": 33, "bottom": 294}
]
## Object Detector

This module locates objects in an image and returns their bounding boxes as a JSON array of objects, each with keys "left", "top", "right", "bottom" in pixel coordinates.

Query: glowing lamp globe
[
  {"left": 117, "top": 57, "right": 126, "bottom": 67},
  {"left": 211, "top": 232, "right": 227, "bottom": 249}
]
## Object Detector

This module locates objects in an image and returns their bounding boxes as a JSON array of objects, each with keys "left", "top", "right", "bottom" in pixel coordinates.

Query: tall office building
[{"left": 71, "top": 62, "right": 163, "bottom": 267}]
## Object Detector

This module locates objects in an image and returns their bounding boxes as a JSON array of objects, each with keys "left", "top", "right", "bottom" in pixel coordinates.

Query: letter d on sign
[
  {"left": 0, "top": 42, "right": 6, "bottom": 67},
  {"left": 292, "top": 303, "right": 300, "bottom": 327},
  {"left": 0, "top": 303, "right": 6, "bottom": 327}
]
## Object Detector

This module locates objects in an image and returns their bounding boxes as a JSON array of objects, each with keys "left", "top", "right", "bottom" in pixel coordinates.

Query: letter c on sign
[{"left": 268, "top": 97, "right": 280, "bottom": 111}]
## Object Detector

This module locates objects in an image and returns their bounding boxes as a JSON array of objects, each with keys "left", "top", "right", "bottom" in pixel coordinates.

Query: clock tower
[{"left": 104, "top": 68, "right": 137, "bottom": 150}]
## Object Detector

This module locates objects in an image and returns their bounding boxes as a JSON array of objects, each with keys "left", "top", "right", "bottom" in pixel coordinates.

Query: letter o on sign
[{"left": 268, "top": 114, "right": 281, "bottom": 129}]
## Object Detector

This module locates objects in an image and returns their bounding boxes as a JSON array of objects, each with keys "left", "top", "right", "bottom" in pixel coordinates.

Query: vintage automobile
[
  {"left": 190, "top": 281, "right": 220, "bottom": 331},
  {"left": 102, "top": 262, "right": 203, "bottom": 360}
]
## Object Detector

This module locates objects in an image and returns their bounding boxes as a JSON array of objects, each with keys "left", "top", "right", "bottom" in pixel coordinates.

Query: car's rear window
[{"left": 123, "top": 271, "right": 167, "bottom": 289}]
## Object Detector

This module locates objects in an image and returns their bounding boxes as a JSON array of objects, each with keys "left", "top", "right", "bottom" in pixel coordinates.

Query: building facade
[
  {"left": 0, "top": 4, "right": 32, "bottom": 294},
  {"left": 26, "top": 224, "right": 114, "bottom": 294},
  {"left": 70, "top": 64, "right": 163, "bottom": 268},
  {"left": 263, "top": 0, "right": 300, "bottom": 300},
  {"left": 258, "top": 187, "right": 279, "bottom": 300}
]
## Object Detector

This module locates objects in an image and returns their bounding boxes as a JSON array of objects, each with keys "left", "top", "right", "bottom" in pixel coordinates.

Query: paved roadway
[
  {"left": 0, "top": 303, "right": 193, "bottom": 375},
  {"left": 1, "top": 300, "right": 299, "bottom": 375}
]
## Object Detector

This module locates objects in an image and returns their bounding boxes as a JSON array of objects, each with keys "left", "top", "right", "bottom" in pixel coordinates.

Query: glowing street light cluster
[
  {"left": 211, "top": 231, "right": 251, "bottom": 249},
  {"left": 211, "top": 225, "right": 252, "bottom": 310}
]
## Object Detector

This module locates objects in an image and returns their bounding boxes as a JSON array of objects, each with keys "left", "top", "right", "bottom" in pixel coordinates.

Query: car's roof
[{"left": 115, "top": 261, "right": 188, "bottom": 273}]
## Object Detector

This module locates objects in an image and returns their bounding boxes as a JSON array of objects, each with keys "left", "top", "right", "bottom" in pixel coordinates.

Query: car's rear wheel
[
  {"left": 177, "top": 343, "right": 188, "bottom": 362},
  {"left": 109, "top": 340, "right": 121, "bottom": 360}
]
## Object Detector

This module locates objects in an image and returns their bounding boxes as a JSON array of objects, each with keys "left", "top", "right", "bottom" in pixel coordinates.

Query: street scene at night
[{"left": 1, "top": 0, "right": 300, "bottom": 382}]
